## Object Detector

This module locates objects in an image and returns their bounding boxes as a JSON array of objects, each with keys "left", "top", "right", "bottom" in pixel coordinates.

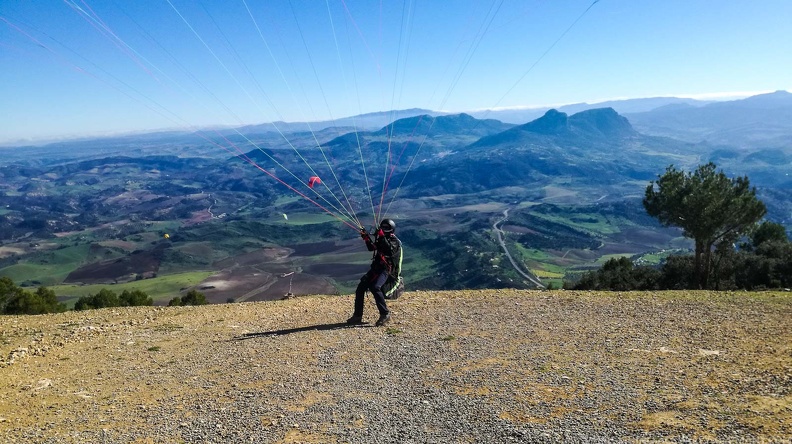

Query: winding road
[{"left": 493, "top": 208, "right": 546, "bottom": 289}]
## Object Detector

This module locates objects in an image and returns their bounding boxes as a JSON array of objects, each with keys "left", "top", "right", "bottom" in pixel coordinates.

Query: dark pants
[{"left": 354, "top": 269, "right": 390, "bottom": 317}]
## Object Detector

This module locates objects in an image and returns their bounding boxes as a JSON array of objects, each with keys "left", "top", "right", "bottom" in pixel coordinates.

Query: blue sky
[{"left": 1, "top": 0, "right": 790, "bottom": 144}]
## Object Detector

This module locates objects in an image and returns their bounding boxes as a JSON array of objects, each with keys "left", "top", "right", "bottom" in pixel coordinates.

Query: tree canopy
[
  {"left": 0, "top": 277, "right": 65, "bottom": 315},
  {"left": 643, "top": 163, "right": 766, "bottom": 288}
]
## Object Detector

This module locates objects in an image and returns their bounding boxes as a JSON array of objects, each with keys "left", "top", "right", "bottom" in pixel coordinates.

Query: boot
[
  {"left": 375, "top": 312, "right": 391, "bottom": 327},
  {"left": 346, "top": 315, "right": 363, "bottom": 325}
]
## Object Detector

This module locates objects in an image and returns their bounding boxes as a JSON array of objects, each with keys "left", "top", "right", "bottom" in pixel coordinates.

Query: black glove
[{"left": 360, "top": 228, "right": 371, "bottom": 241}]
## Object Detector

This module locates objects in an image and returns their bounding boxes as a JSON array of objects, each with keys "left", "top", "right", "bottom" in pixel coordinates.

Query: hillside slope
[{"left": 1, "top": 290, "right": 790, "bottom": 443}]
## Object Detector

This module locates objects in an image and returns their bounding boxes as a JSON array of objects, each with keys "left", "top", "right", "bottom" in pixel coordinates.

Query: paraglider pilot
[{"left": 347, "top": 219, "right": 401, "bottom": 327}]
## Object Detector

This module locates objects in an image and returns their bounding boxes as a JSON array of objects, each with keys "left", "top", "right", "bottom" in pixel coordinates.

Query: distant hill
[
  {"left": 625, "top": 90, "right": 792, "bottom": 148},
  {"left": 402, "top": 108, "right": 700, "bottom": 198},
  {"left": 231, "top": 108, "right": 441, "bottom": 135},
  {"left": 467, "top": 97, "right": 711, "bottom": 125},
  {"left": 370, "top": 113, "right": 513, "bottom": 138}
]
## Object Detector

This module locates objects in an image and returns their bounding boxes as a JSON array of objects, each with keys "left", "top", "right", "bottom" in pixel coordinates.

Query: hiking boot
[
  {"left": 375, "top": 312, "right": 391, "bottom": 327},
  {"left": 346, "top": 315, "right": 363, "bottom": 325}
]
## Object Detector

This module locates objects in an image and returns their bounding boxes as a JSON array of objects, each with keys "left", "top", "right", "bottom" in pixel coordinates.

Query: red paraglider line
[
  {"left": 339, "top": 0, "right": 381, "bottom": 76},
  {"left": 243, "top": 161, "right": 358, "bottom": 231},
  {"left": 200, "top": 137, "right": 358, "bottom": 231}
]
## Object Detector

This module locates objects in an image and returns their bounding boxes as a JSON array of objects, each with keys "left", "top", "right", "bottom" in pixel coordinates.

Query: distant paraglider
[
  {"left": 163, "top": 233, "right": 170, "bottom": 239},
  {"left": 308, "top": 176, "right": 321, "bottom": 188},
  {"left": 283, "top": 213, "right": 288, "bottom": 220}
]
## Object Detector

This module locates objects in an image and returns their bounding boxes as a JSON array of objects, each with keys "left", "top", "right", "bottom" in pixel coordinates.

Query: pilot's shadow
[{"left": 231, "top": 321, "right": 371, "bottom": 340}]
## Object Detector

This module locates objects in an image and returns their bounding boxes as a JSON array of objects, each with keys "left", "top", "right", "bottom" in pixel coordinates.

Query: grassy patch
[
  {"left": 0, "top": 243, "right": 91, "bottom": 286},
  {"left": 273, "top": 195, "right": 301, "bottom": 207},
  {"left": 531, "top": 211, "right": 620, "bottom": 235},
  {"left": 594, "top": 253, "right": 633, "bottom": 264},
  {"left": 147, "top": 346, "right": 161, "bottom": 352},
  {"left": 400, "top": 250, "right": 438, "bottom": 285},
  {"left": 532, "top": 269, "right": 564, "bottom": 279},
  {"left": 279, "top": 213, "right": 338, "bottom": 225},
  {"left": 50, "top": 271, "right": 214, "bottom": 307}
]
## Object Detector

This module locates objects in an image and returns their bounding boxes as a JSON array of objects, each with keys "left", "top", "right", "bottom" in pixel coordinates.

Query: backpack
[{"left": 383, "top": 275, "right": 404, "bottom": 300}]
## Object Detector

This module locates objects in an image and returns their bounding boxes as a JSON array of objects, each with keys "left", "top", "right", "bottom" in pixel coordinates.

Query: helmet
[{"left": 379, "top": 218, "right": 395, "bottom": 233}]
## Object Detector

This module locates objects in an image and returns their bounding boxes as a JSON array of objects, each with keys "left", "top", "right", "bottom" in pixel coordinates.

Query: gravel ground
[{"left": 1, "top": 289, "right": 790, "bottom": 443}]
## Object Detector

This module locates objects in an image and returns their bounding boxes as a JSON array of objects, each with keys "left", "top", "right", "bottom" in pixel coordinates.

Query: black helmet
[{"left": 379, "top": 218, "right": 395, "bottom": 233}]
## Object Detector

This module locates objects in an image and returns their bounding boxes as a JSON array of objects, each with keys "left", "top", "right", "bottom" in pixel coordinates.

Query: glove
[{"left": 360, "top": 228, "right": 371, "bottom": 241}]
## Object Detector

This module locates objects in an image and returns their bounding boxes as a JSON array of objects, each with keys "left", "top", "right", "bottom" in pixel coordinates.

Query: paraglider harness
[{"left": 361, "top": 227, "right": 404, "bottom": 300}]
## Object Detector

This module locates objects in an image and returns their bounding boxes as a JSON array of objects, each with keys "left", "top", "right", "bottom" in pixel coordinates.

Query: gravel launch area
[{"left": 1, "top": 290, "right": 790, "bottom": 443}]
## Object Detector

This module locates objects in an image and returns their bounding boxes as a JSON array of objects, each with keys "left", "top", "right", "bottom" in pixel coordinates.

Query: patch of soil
[
  {"left": 610, "top": 227, "right": 681, "bottom": 247},
  {"left": 303, "top": 263, "right": 364, "bottom": 281},
  {"left": 212, "top": 247, "right": 291, "bottom": 269},
  {"left": 597, "top": 241, "right": 653, "bottom": 255},
  {"left": 4, "top": 291, "right": 789, "bottom": 443},
  {"left": 0, "top": 247, "right": 25, "bottom": 258},
  {"left": 64, "top": 245, "right": 167, "bottom": 284},
  {"left": 502, "top": 225, "right": 535, "bottom": 234},
  {"left": 194, "top": 267, "right": 335, "bottom": 303},
  {"left": 194, "top": 267, "right": 276, "bottom": 303},
  {"left": 185, "top": 210, "right": 212, "bottom": 225},
  {"left": 248, "top": 273, "right": 336, "bottom": 300},
  {"left": 546, "top": 248, "right": 600, "bottom": 266},
  {"left": 287, "top": 241, "right": 341, "bottom": 256}
]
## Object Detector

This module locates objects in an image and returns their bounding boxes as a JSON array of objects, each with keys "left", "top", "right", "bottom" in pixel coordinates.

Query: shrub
[
  {"left": 75, "top": 289, "right": 120, "bottom": 311},
  {"left": 567, "top": 257, "right": 660, "bottom": 291},
  {"left": 119, "top": 289, "right": 153, "bottom": 307},
  {"left": 3, "top": 286, "right": 65, "bottom": 315},
  {"left": 180, "top": 289, "right": 207, "bottom": 306},
  {"left": 168, "top": 289, "right": 207, "bottom": 307}
]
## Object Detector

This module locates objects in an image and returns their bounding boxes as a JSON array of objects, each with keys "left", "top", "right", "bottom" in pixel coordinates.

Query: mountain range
[
  {"left": 1, "top": 91, "right": 790, "bottom": 296},
  {"left": 625, "top": 90, "right": 792, "bottom": 148}
]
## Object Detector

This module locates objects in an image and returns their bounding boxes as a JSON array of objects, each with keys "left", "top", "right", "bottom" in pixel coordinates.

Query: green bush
[
  {"left": 75, "top": 289, "right": 120, "bottom": 311},
  {"left": 3, "top": 286, "right": 65, "bottom": 315},
  {"left": 119, "top": 289, "right": 153, "bottom": 307},
  {"left": 180, "top": 289, "right": 207, "bottom": 306},
  {"left": 75, "top": 288, "right": 154, "bottom": 310},
  {"left": 569, "top": 257, "right": 660, "bottom": 291},
  {"left": 168, "top": 289, "right": 207, "bottom": 307}
]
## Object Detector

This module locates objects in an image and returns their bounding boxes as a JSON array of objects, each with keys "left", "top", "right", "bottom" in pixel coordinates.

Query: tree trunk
[
  {"left": 694, "top": 240, "right": 704, "bottom": 289},
  {"left": 703, "top": 241, "right": 714, "bottom": 289},
  {"left": 699, "top": 242, "right": 712, "bottom": 290}
]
